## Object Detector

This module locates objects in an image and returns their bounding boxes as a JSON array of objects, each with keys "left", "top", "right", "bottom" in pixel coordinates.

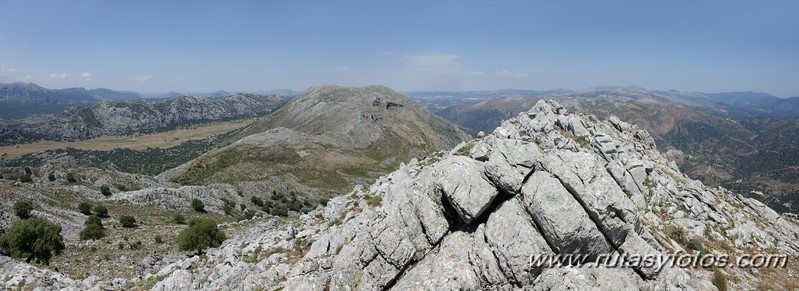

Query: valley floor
[{"left": 0, "top": 118, "right": 256, "bottom": 159}]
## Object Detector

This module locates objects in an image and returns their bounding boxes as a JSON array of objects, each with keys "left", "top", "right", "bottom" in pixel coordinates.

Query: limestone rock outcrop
[{"left": 7, "top": 99, "right": 799, "bottom": 290}]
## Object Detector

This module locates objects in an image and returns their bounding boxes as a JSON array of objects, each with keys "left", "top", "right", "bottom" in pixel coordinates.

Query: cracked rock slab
[
  {"left": 520, "top": 171, "right": 614, "bottom": 257},
  {"left": 436, "top": 156, "right": 500, "bottom": 224}
]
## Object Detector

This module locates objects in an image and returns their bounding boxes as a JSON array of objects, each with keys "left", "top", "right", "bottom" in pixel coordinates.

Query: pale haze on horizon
[{"left": 0, "top": 0, "right": 797, "bottom": 97}]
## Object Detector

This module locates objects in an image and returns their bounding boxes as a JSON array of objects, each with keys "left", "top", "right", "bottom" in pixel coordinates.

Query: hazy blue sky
[{"left": 0, "top": 0, "right": 797, "bottom": 96}]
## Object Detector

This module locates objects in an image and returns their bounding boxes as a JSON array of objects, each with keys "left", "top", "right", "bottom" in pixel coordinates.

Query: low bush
[
  {"left": 119, "top": 215, "right": 136, "bottom": 228},
  {"left": 84, "top": 215, "right": 103, "bottom": 227},
  {"left": 78, "top": 202, "right": 93, "bottom": 215},
  {"left": 93, "top": 205, "right": 109, "bottom": 218},
  {"left": 191, "top": 199, "right": 205, "bottom": 212},
  {"left": 79, "top": 224, "right": 104, "bottom": 241},
  {"left": 13, "top": 200, "right": 34, "bottom": 219}
]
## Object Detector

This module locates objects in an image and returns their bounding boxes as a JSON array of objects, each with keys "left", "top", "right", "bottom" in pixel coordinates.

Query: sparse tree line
[{"left": 1, "top": 198, "right": 227, "bottom": 266}]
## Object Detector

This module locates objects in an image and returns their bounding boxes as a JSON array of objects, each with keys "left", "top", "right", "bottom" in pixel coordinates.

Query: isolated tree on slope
[
  {"left": 176, "top": 218, "right": 226, "bottom": 254},
  {"left": 0, "top": 217, "right": 65, "bottom": 265}
]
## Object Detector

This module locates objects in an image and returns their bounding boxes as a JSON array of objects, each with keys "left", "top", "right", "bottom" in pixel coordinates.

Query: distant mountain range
[
  {"left": 408, "top": 87, "right": 799, "bottom": 120},
  {"left": 0, "top": 82, "right": 143, "bottom": 104},
  {"left": 0, "top": 93, "right": 289, "bottom": 146},
  {"left": 0, "top": 82, "right": 146, "bottom": 119},
  {"left": 0, "top": 82, "right": 303, "bottom": 119}
]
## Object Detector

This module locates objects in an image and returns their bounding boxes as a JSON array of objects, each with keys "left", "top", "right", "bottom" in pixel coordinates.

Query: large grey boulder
[
  {"left": 520, "top": 171, "right": 614, "bottom": 256},
  {"left": 436, "top": 156, "right": 499, "bottom": 224}
]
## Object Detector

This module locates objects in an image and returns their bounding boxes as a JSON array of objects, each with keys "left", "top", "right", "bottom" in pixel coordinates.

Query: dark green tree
[
  {"left": 78, "top": 202, "right": 93, "bottom": 215},
  {"left": 0, "top": 217, "right": 65, "bottom": 264},
  {"left": 93, "top": 205, "right": 108, "bottom": 218},
  {"left": 176, "top": 218, "right": 226, "bottom": 254},
  {"left": 79, "top": 224, "right": 104, "bottom": 241},
  {"left": 100, "top": 185, "right": 112, "bottom": 196},
  {"left": 191, "top": 199, "right": 205, "bottom": 212},
  {"left": 84, "top": 215, "right": 103, "bottom": 227},
  {"left": 119, "top": 215, "right": 136, "bottom": 228},
  {"left": 250, "top": 196, "right": 264, "bottom": 206},
  {"left": 13, "top": 200, "right": 34, "bottom": 219},
  {"left": 272, "top": 204, "right": 288, "bottom": 217}
]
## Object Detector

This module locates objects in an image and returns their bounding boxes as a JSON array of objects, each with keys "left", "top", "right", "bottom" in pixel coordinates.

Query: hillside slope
[{"left": 167, "top": 85, "right": 470, "bottom": 195}]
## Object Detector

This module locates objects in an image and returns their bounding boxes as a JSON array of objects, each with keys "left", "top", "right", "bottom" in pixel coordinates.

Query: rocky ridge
[
  {"left": 0, "top": 93, "right": 289, "bottom": 145},
  {"left": 4, "top": 100, "right": 799, "bottom": 290}
]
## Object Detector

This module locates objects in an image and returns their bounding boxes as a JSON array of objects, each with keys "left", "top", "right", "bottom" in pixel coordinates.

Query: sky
[{"left": 0, "top": 0, "right": 797, "bottom": 96}]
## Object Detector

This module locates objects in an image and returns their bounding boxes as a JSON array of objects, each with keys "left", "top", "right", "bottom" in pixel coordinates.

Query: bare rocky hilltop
[
  {"left": 5, "top": 99, "right": 797, "bottom": 290},
  {"left": 165, "top": 85, "right": 470, "bottom": 195}
]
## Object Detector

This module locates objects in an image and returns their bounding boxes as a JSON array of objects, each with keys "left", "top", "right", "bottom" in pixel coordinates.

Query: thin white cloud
[
  {"left": 49, "top": 73, "right": 72, "bottom": 79},
  {"left": 132, "top": 75, "right": 152, "bottom": 82},
  {"left": 494, "top": 69, "right": 529, "bottom": 78},
  {"left": 1, "top": 68, "right": 18, "bottom": 73},
  {"left": 80, "top": 72, "right": 92, "bottom": 80},
  {"left": 24, "top": 75, "right": 32, "bottom": 80},
  {"left": 404, "top": 53, "right": 462, "bottom": 73}
]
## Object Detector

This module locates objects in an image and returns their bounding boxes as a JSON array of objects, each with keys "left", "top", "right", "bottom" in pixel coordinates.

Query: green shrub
[
  {"left": 66, "top": 173, "right": 77, "bottom": 183},
  {"left": 272, "top": 204, "right": 288, "bottom": 217},
  {"left": 79, "top": 224, "right": 105, "bottom": 241},
  {"left": 47, "top": 173, "right": 56, "bottom": 182},
  {"left": 84, "top": 215, "right": 103, "bottom": 227},
  {"left": 119, "top": 216, "right": 136, "bottom": 228},
  {"left": 100, "top": 185, "right": 112, "bottom": 196},
  {"left": 154, "top": 235, "right": 163, "bottom": 244},
  {"left": 191, "top": 199, "right": 205, "bottom": 212},
  {"left": 251, "top": 196, "right": 264, "bottom": 207},
  {"left": 19, "top": 175, "right": 33, "bottom": 183},
  {"left": 241, "top": 210, "right": 255, "bottom": 220},
  {"left": 13, "top": 200, "right": 34, "bottom": 219},
  {"left": 0, "top": 217, "right": 65, "bottom": 264},
  {"left": 289, "top": 200, "right": 303, "bottom": 212},
  {"left": 222, "top": 202, "right": 233, "bottom": 215},
  {"left": 78, "top": 202, "right": 93, "bottom": 215},
  {"left": 93, "top": 205, "right": 108, "bottom": 218},
  {"left": 173, "top": 213, "right": 186, "bottom": 224},
  {"left": 176, "top": 218, "right": 226, "bottom": 254},
  {"left": 319, "top": 198, "right": 329, "bottom": 206}
]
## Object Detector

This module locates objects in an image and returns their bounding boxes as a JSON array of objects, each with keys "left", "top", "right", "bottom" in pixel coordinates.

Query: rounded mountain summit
[{"left": 166, "top": 85, "right": 470, "bottom": 194}]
